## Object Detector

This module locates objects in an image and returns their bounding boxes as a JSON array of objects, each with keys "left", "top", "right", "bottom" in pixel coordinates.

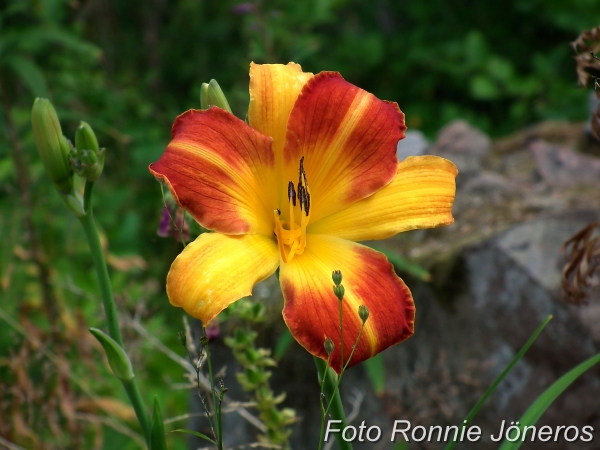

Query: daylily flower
[{"left": 150, "top": 63, "right": 457, "bottom": 373}]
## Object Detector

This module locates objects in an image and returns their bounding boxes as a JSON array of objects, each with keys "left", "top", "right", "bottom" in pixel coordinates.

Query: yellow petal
[
  {"left": 308, "top": 156, "right": 457, "bottom": 241},
  {"left": 248, "top": 62, "right": 313, "bottom": 206},
  {"left": 167, "top": 233, "right": 279, "bottom": 324},
  {"left": 280, "top": 234, "right": 415, "bottom": 373}
]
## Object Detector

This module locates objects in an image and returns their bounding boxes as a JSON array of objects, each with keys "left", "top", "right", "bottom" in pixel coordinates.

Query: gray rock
[
  {"left": 530, "top": 140, "right": 600, "bottom": 187},
  {"left": 397, "top": 129, "right": 430, "bottom": 161},
  {"left": 429, "top": 120, "right": 492, "bottom": 184},
  {"left": 378, "top": 210, "right": 600, "bottom": 449}
]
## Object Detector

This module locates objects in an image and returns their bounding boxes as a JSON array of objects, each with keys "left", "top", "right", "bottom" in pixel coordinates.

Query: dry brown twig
[
  {"left": 572, "top": 26, "right": 600, "bottom": 140},
  {"left": 124, "top": 314, "right": 268, "bottom": 433},
  {"left": 561, "top": 222, "right": 600, "bottom": 304}
]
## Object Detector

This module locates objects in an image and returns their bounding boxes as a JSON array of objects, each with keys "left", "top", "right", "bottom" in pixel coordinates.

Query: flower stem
[
  {"left": 314, "top": 357, "right": 353, "bottom": 450},
  {"left": 79, "top": 181, "right": 152, "bottom": 445},
  {"left": 80, "top": 183, "right": 122, "bottom": 346},
  {"left": 339, "top": 299, "right": 344, "bottom": 373},
  {"left": 122, "top": 377, "right": 152, "bottom": 444}
]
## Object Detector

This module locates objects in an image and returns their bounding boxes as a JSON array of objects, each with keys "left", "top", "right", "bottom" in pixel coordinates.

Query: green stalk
[
  {"left": 80, "top": 182, "right": 122, "bottom": 346},
  {"left": 123, "top": 378, "right": 152, "bottom": 444},
  {"left": 339, "top": 299, "right": 344, "bottom": 373},
  {"left": 79, "top": 181, "right": 152, "bottom": 445},
  {"left": 314, "top": 357, "right": 352, "bottom": 450}
]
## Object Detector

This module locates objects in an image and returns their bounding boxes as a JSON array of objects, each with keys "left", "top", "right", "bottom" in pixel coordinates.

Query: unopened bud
[
  {"left": 358, "top": 305, "right": 370, "bottom": 323},
  {"left": 75, "top": 121, "right": 99, "bottom": 155},
  {"left": 200, "top": 79, "right": 232, "bottom": 114},
  {"left": 31, "top": 98, "right": 73, "bottom": 194},
  {"left": 333, "top": 284, "right": 345, "bottom": 301},
  {"left": 332, "top": 270, "right": 342, "bottom": 286},
  {"left": 324, "top": 337, "right": 335, "bottom": 355},
  {"left": 72, "top": 121, "right": 105, "bottom": 181},
  {"left": 89, "top": 328, "right": 134, "bottom": 381},
  {"left": 200, "top": 83, "right": 210, "bottom": 109}
]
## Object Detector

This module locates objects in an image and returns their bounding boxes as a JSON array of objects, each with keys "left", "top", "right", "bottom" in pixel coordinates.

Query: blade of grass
[
  {"left": 369, "top": 245, "right": 431, "bottom": 282},
  {"left": 363, "top": 353, "right": 385, "bottom": 396},
  {"left": 274, "top": 328, "right": 294, "bottom": 359},
  {"left": 169, "top": 429, "right": 217, "bottom": 445},
  {"left": 444, "top": 315, "right": 553, "bottom": 450},
  {"left": 498, "top": 351, "right": 600, "bottom": 450},
  {"left": 149, "top": 397, "right": 168, "bottom": 450}
]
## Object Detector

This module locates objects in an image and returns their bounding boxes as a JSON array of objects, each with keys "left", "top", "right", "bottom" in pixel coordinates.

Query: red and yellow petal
[
  {"left": 167, "top": 233, "right": 280, "bottom": 324},
  {"left": 149, "top": 108, "right": 277, "bottom": 236},
  {"left": 248, "top": 63, "right": 314, "bottom": 207},
  {"left": 308, "top": 156, "right": 458, "bottom": 241},
  {"left": 283, "top": 72, "right": 406, "bottom": 222},
  {"left": 280, "top": 234, "right": 415, "bottom": 373}
]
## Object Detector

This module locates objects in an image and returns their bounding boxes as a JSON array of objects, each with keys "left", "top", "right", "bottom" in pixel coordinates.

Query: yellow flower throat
[{"left": 274, "top": 157, "right": 312, "bottom": 263}]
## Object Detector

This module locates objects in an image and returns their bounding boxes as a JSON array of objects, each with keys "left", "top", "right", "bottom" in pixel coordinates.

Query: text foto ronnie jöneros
[{"left": 324, "top": 420, "right": 595, "bottom": 443}]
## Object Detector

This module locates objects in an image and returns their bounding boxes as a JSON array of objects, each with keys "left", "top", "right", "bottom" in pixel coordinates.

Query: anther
[
  {"left": 288, "top": 181, "right": 296, "bottom": 206},
  {"left": 298, "top": 184, "right": 305, "bottom": 211}
]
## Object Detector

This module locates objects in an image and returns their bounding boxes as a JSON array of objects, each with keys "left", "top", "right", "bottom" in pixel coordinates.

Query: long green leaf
[
  {"left": 369, "top": 245, "right": 431, "bottom": 282},
  {"left": 274, "top": 327, "right": 294, "bottom": 359},
  {"left": 445, "top": 315, "right": 552, "bottom": 450},
  {"left": 498, "top": 351, "right": 600, "bottom": 450},
  {"left": 149, "top": 397, "right": 168, "bottom": 450},
  {"left": 169, "top": 429, "right": 216, "bottom": 445},
  {"left": 363, "top": 353, "right": 385, "bottom": 395}
]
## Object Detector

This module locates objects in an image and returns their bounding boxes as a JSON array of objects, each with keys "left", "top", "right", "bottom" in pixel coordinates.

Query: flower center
[{"left": 274, "top": 157, "right": 312, "bottom": 263}]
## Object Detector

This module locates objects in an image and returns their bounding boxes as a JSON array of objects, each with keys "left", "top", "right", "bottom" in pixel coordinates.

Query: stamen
[
  {"left": 298, "top": 184, "right": 305, "bottom": 212},
  {"left": 288, "top": 181, "right": 296, "bottom": 207},
  {"left": 274, "top": 157, "right": 312, "bottom": 261}
]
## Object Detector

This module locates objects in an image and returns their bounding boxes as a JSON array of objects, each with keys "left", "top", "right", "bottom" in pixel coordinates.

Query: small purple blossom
[
  {"left": 231, "top": 2, "right": 254, "bottom": 14},
  {"left": 157, "top": 204, "right": 190, "bottom": 242},
  {"left": 205, "top": 321, "right": 220, "bottom": 340}
]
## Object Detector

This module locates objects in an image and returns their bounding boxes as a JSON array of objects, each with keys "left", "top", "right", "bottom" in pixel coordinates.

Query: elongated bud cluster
[
  {"left": 70, "top": 121, "right": 105, "bottom": 181},
  {"left": 332, "top": 270, "right": 342, "bottom": 286},
  {"left": 358, "top": 305, "right": 370, "bottom": 323},
  {"left": 333, "top": 284, "right": 345, "bottom": 301},
  {"left": 200, "top": 79, "right": 232, "bottom": 114},
  {"left": 31, "top": 98, "right": 73, "bottom": 194},
  {"left": 324, "top": 337, "right": 335, "bottom": 355},
  {"left": 332, "top": 269, "right": 345, "bottom": 300}
]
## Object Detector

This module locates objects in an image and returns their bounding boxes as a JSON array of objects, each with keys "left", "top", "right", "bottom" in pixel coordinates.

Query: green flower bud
[
  {"left": 333, "top": 284, "right": 345, "bottom": 301},
  {"left": 31, "top": 98, "right": 73, "bottom": 194},
  {"left": 73, "top": 121, "right": 104, "bottom": 181},
  {"left": 324, "top": 337, "right": 335, "bottom": 355},
  {"left": 200, "top": 79, "right": 232, "bottom": 114},
  {"left": 332, "top": 270, "right": 342, "bottom": 286},
  {"left": 79, "top": 149, "right": 98, "bottom": 166},
  {"left": 200, "top": 82, "right": 210, "bottom": 110},
  {"left": 358, "top": 305, "right": 370, "bottom": 323},
  {"left": 89, "top": 328, "right": 134, "bottom": 381},
  {"left": 75, "top": 121, "right": 99, "bottom": 155}
]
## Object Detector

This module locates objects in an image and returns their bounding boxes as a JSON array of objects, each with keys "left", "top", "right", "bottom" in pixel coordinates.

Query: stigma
[{"left": 274, "top": 157, "right": 311, "bottom": 263}]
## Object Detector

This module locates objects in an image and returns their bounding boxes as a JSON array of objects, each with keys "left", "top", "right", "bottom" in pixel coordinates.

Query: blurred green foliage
[{"left": 0, "top": 0, "right": 598, "bottom": 447}]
